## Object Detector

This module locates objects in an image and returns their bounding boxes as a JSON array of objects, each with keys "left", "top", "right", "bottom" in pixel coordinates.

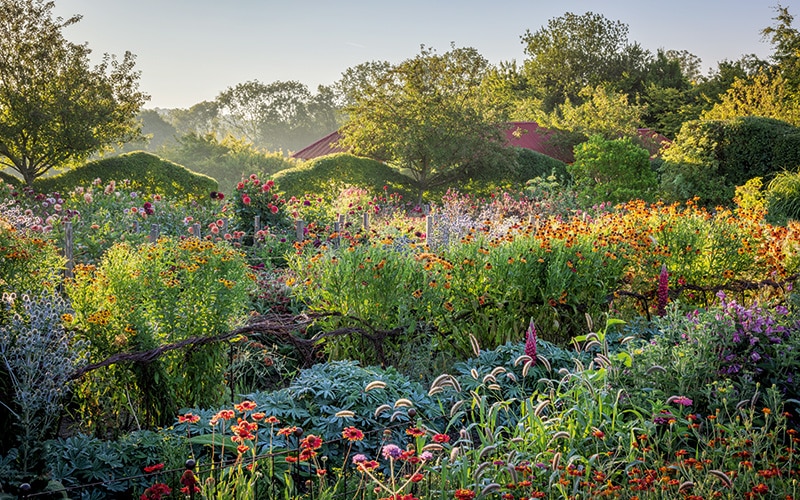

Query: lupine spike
[
  {"left": 657, "top": 264, "right": 669, "bottom": 317},
  {"left": 524, "top": 317, "right": 538, "bottom": 363}
]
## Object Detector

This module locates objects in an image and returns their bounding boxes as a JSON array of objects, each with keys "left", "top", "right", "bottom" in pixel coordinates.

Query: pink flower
[
  {"left": 525, "top": 318, "right": 537, "bottom": 361},
  {"left": 668, "top": 395, "right": 693, "bottom": 406},
  {"left": 657, "top": 264, "right": 669, "bottom": 317},
  {"left": 270, "top": 205, "right": 279, "bottom": 214},
  {"left": 242, "top": 194, "right": 251, "bottom": 206}
]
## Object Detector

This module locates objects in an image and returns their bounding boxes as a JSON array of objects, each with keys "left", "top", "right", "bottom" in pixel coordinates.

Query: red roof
[
  {"left": 503, "top": 122, "right": 575, "bottom": 163},
  {"left": 290, "top": 131, "right": 347, "bottom": 160},
  {"left": 291, "top": 123, "right": 671, "bottom": 162}
]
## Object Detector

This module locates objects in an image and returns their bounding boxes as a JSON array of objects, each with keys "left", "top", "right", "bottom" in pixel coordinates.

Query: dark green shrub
[
  {"left": 661, "top": 117, "right": 800, "bottom": 205},
  {"left": 568, "top": 135, "right": 657, "bottom": 205},
  {"left": 271, "top": 153, "right": 415, "bottom": 200},
  {"left": 32, "top": 152, "right": 218, "bottom": 199},
  {"left": 0, "top": 171, "right": 21, "bottom": 186},
  {"left": 513, "top": 147, "right": 571, "bottom": 185}
]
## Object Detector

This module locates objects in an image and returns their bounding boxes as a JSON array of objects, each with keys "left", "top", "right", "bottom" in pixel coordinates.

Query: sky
[{"left": 51, "top": 0, "right": 794, "bottom": 110}]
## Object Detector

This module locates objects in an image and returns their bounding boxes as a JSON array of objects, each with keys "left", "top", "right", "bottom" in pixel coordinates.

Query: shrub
[
  {"left": 660, "top": 116, "right": 800, "bottom": 205},
  {"left": 568, "top": 135, "right": 657, "bottom": 205},
  {"left": 32, "top": 152, "right": 218, "bottom": 200},
  {"left": 66, "top": 237, "right": 254, "bottom": 433},
  {"left": 513, "top": 147, "right": 571, "bottom": 185},
  {"left": 765, "top": 168, "right": 800, "bottom": 224},
  {"left": 271, "top": 153, "right": 414, "bottom": 201}
]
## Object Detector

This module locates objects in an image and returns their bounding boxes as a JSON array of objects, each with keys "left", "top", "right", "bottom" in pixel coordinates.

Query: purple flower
[
  {"left": 668, "top": 395, "right": 693, "bottom": 407},
  {"left": 656, "top": 264, "right": 669, "bottom": 317},
  {"left": 524, "top": 318, "right": 537, "bottom": 361},
  {"left": 420, "top": 451, "right": 433, "bottom": 461},
  {"left": 352, "top": 454, "right": 367, "bottom": 464},
  {"left": 381, "top": 444, "right": 402, "bottom": 460}
]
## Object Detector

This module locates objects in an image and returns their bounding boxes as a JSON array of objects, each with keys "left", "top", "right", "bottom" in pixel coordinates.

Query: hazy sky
[{"left": 52, "top": 0, "right": 790, "bottom": 109}]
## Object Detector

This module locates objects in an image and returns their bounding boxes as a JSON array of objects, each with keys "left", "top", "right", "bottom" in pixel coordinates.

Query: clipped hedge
[
  {"left": 32, "top": 152, "right": 218, "bottom": 199},
  {"left": 660, "top": 116, "right": 800, "bottom": 205},
  {"left": 271, "top": 153, "right": 415, "bottom": 199},
  {"left": 513, "top": 147, "right": 571, "bottom": 184}
]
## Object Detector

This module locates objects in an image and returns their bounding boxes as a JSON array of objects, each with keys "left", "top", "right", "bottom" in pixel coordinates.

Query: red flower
[
  {"left": 251, "top": 412, "right": 266, "bottom": 421},
  {"left": 300, "top": 434, "right": 323, "bottom": 450},
  {"left": 656, "top": 264, "right": 669, "bottom": 317},
  {"left": 266, "top": 416, "right": 280, "bottom": 424},
  {"left": 454, "top": 489, "right": 476, "bottom": 500},
  {"left": 342, "top": 426, "right": 365, "bottom": 441},
  {"left": 432, "top": 433, "right": 450, "bottom": 444},
  {"left": 406, "top": 427, "right": 425, "bottom": 438},
  {"left": 270, "top": 204, "right": 279, "bottom": 214},
  {"left": 178, "top": 413, "right": 200, "bottom": 424},
  {"left": 277, "top": 426, "right": 297, "bottom": 437},
  {"left": 143, "top": 463, "right": 164, "bottom": 473},
  {"left": 410, "top": 472, "right": 424, "bottom": 482},
  {"left": 140, "top": 482, "right": 171, "bottom": 500},
  {"left": 234, "top": 400, "right": 257, "bottom": 412},
  {"left": 285, "top": 455, "right": 298, "bottom": 463}
]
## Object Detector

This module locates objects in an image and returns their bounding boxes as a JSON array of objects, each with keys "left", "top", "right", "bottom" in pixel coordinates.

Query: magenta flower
[
  {"left": 656, "top": 264, "right": 669, "bottom": 317},
  {"left": 381, "top": 444, "right": 402, "bottom": 460},
  {"left": 668, "top": 395, "right": 693, "bottom": 407},
  {"left": 525, "top": 317, "right": 537, "bottom": 362}
]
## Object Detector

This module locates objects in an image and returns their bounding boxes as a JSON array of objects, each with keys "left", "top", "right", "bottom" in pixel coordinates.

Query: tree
[
  {"left": 762, "top": 4, "right": 800, "bottom": 90},
  {"left": 339, "top": 45, "right": 511, "bottom": 202},
  {"left": 216, "top": 80, "right": 338, "bottom": 152},
  {"left": 520, "top": 12, "right": 649, "bottom": 110},
  {"left": 0, "top": 0, "right": 148, "bottom": 185},
  {"left": 702, "top": 69, "right": 800, "bottom": 125},
  {"left": 534, "top": 85, "right": 645, "bottom": 141},
  {"left": 568, "top": 135, "right": 657, "bottom": 205}
]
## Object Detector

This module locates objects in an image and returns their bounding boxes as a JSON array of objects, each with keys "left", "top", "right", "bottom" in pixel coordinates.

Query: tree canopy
[
  {"left": 339, "top": 45, "right": 512, "bottom": 202},
  {"left": 0, "top": 0, "right": 148, "bottom": 184}
]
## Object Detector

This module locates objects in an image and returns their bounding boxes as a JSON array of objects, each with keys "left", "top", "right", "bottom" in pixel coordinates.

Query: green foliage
[
  {"left": 0, "top": 0, "right": 147, "bottom": 184},
  {"left": 621, "top": 297, "right": 800, "bottom": 417},
  {"left": 765, "top": 169, "right": 800, "bottom": 224},
  {"left": 339, "top": 45, "right": 512, "bottom": 202},
  {"left": 160, "top": 133, "right": 296, "bottom": 195},
  {"left": 568, "top": 135, "right": 657, "bottom": 205},
  {"left": 533, "top": 84, "right": 646, "bottom": 141},
  {"left": 44, "top": 431, "right": 187, "bottom": 498},
  {"left": 0, "top": 222, "right": 63, "bottom": 299},
  {"left": 31, "top": 152, "right": 217, "bottom": 200},
  {"left": 272, "top": 153, "right": 414, "bottom": 201},
  {"left": 66, "top": 237, "right": 254, "bottom": 433},
  {"left": 660, "top": 116, "right": 800, "bottom": 205},
  {"left": 520, "top": 11, "right": 648, "bottom": 110},
  {"left": 0, "top": 292, "right": 86, "bottom": 475},
  {"left": 702, "top": 70, "right": 800, "bottom": 125},
  {"left": 456, "top": 148, "right": 570, "bottom": 197}
]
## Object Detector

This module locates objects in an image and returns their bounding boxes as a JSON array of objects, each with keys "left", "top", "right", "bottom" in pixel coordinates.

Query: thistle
[
  {"left": 525, "top": 317, "right": 537, "bottom": 362},
  {"left": 656, "top": 264, "right": 669, "bottom": 317}
]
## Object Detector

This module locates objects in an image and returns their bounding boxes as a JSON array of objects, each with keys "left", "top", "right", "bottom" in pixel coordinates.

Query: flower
[
  {"left": 178, "top": 412, "right": 200, "bottom": 424},
  {"left": 668, "top": 395, "right": 693, "bottom": 407},
  {"left": 242, "top": 194, "right": 251, "bottom": 205},
  {"left": 382, "top": 444, "right": 402, "bottom": 460},
  {"left": 656, "top": 264, "right": 669, "bottom": 317},
  {"left": 524, "top": 317, "right": 537, "bottom": 361},
  {"left": 300, "top": 434, "right": 323, "bottom": 450},
  {"left": 234, "top": 400, "right": 257, "bottom": 412},
  {"left": 420, "top": 451, "right": 433, "bottom": 461},
  {"left": 406, "top": 427, "right": 425, "bottom": 438},
  {"left": 342, "top": 426, "right": 365, "bottom": 441},
  {"left": 277, "top": 426, "right": 297, "bottom": 436},
  {"left": 140, "top": 482, "right": 171, "bottom": 500},
  {"left": 352, "top": 454, "right": 367, "bottom": 464},
  {"left": 432, "top": 433, "right": 450, "bottom": 444},
  {"left": 454, "top": 489, "right": 476, "bottom": 500},
  {"left": 143, "top": 463, "right": 164, "bottom": 473}
]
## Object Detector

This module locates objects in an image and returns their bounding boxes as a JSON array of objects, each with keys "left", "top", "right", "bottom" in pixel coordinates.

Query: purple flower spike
[{"left": 525, "top": 318, "right": 537, "bottom": 362}]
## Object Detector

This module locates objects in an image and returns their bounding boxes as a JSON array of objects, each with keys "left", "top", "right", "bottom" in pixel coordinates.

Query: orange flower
[
  {"left": 234, "top": 400, "right": 257, "bottom": 412},
  {"left": 454, "top": 489, "right": 476, "bottom": 500},
  {"left": 178, "top": 413, "right": 200, "bottom": 424},
  {"left": 251, "top": 412, "right": 265, "bottom": 421},
  {"left": 342, "top": 426, "right": 364, "bottom": 441},
  {"left": 406, "top": 427, "right": 425, "bottom": 438}
]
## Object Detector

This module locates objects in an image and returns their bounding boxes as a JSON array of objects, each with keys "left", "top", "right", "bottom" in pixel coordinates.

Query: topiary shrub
[
  {"left": 568, "top": 135, "right": 657, "bottom": 206},
  {"left": 32, "top": 152, "right": 218, "bottom": 199},
  {"left": 660, "top": 117, "right": 800, "bottom": 205},
  {"left": 271, "top": 153, "right": 414, "bottom": 200}
]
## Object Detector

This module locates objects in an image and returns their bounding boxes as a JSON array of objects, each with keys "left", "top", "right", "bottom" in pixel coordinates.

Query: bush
[
  {"left": 271, "top": 153, "right": 415, "bottom": 201},
  {"left": 32, "top": 152, "right": 218, "bottom": 200},
  {"left": 660, "top": 117, "right": 800, "bottom": 205},
  {"left": 568, "top": 135, "right": 657, "bottom": 205},
  {"left": 765, "top": 168, "right": 800, "bottom": 224},
  {"left": 513, "top": 147, "right": 571, "bottom": 184}
]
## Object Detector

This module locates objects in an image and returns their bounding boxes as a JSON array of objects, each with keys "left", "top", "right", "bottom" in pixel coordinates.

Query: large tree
[
  {"left": 520, "top": 11, "right": 649, "bottom": 111},
  {"left": 0, "top": 0, "right": 148, "bottom": 185},
  {"left": 216, "top": 80, "right": 338, "bottom": 152},
  {"left": 339, "top": 45, "right": 510, "bottom": 202}
]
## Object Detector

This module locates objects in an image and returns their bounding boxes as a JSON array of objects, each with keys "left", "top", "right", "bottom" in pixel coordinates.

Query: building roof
[
  {"left": 291, "top": 122, "right": 671, "bottom": 162},
  {"left": 290, "top": 131, "right": 347, "bottom": 161}
]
